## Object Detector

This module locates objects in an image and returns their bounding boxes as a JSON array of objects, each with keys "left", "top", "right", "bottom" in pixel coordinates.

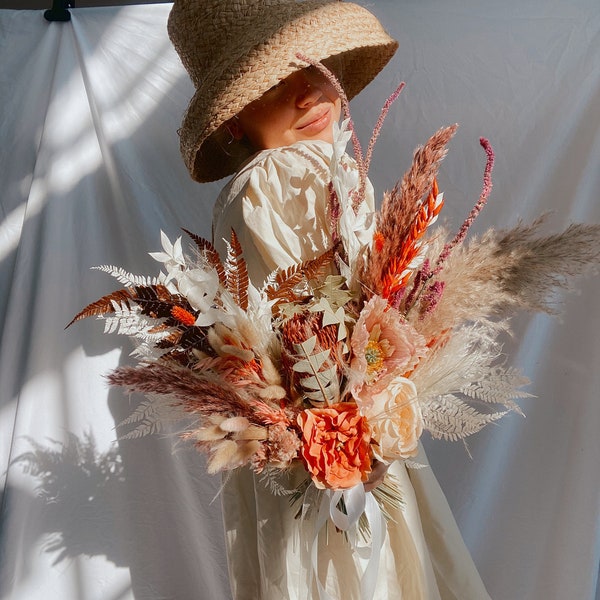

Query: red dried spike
[{"left": 433, "top": 138, "right": 495, "bottom": 275}]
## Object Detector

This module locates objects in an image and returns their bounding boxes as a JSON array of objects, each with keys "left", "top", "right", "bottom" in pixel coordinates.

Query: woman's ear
[{"left": 226, "top": 116, "right": 245, "bottom": 140}]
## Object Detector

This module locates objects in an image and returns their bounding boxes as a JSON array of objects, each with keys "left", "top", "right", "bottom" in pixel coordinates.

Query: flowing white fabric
[
  {"left": 214, "top": 140, "right": 478, "bottom": 600},
  {"left": 1, "top": 2, "right": 599, "bottom": 600}
]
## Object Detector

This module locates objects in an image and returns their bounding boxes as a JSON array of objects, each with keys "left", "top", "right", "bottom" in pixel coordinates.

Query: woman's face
[{"left": 234, "top": 66, "right": 342, "bottom": 151}]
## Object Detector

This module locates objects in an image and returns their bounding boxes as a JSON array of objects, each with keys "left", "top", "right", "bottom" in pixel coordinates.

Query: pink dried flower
[
  {"left": 252, "top": 423, "right": 301, "bottom": 472},
  {"left": 349, "top": 296, "right": 428, "bottom": 408},
  {"left": 419, "top": 280, "right": 446, "bottom": 319}
]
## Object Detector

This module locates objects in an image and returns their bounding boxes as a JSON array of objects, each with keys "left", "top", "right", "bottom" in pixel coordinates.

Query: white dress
[{"left": 212, "top": 140, "right": 491, "bottom": 600}]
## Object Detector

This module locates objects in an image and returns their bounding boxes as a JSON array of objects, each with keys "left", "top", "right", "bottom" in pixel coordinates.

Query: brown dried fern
[
  {"left": 225, "top": 229, "right": 249, "bottom": 310},
  {"left": 182, "top": 228, "right": 226, "bottom": 286},
  {"left": 66, "top": 289, "right": 135, "bottom": 328},
  {"left": 264, "top": 247, "right": 337, "bottom": 305},
  {"left": 67, "top": 283, "right": 192, "bottom": 329},
  {"left": 130, "top": 284, "right": 185, "bottom": 319}
]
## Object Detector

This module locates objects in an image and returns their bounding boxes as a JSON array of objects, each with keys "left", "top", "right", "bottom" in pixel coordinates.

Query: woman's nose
[{"left": 294, "top": 74, "right": 323, "bottom": 108}]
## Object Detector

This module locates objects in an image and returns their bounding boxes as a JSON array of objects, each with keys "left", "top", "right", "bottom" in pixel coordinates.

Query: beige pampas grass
[
  {"left": 414, "top": 220, "right": 600, "bottom": 342},
  {"left": 493, "top": 220, "right": 600, "bottom": 312}
]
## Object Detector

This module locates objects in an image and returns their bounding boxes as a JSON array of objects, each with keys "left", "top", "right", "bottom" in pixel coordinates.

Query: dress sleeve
[{"left": 213, "top": 144, "right": 334, "bottom": 285}]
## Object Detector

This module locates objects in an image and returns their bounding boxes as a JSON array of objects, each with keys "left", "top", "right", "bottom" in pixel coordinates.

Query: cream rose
[{"left": 364, "top": 376, "right": 422, "bottom": 462}]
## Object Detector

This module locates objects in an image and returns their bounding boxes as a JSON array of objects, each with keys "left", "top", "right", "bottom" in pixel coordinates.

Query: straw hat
[{"left": 168, "top": 0, "right": 398, "bottom": 182}]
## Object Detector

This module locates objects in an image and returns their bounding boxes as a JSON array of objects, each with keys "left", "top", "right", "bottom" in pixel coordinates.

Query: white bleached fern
[
  {"left": 102, "top": 302, "right": 170, "bottom": 343},
  {"left": 92, "top": 265, "right": 160, "bottom": 287},
  {"left": 410, "top": 319, "right": 529, "bottom": 441},
  {"left": 118, "top": 395, "right": 191, "bottom": 440},
  {"left": 421, "top": 396, "right": 508, "bottom": 442},
  {"left": 461, "top": 366, "right": 531, "bottom": 413}
]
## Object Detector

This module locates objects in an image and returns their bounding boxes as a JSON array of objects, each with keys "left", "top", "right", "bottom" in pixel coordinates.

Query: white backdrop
[{"left": 1, "top": 2, "right": 599, "bottom": 599}]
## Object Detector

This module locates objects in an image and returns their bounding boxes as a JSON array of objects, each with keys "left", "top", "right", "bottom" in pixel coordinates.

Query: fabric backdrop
[{"left": 1, "top": 2, "right": 598, "bottom": 599}]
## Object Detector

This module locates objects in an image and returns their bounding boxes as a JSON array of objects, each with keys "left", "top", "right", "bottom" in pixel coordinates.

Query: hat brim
[{"left": 177, "top": 1, "right": 398, "bottom": 182}]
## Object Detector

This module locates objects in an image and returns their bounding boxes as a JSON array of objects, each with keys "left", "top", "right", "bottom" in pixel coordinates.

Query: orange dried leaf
[
  {"left": 373, "top": 231, "right": 385, "bottom": 253},
  {"left": 380, "top": 178, "right": 442, "bottom": 299}
]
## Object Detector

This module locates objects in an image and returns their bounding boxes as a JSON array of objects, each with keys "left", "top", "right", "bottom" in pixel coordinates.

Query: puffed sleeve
[{"left": 212, "top": 142, "right": 336, "bottom": 285}]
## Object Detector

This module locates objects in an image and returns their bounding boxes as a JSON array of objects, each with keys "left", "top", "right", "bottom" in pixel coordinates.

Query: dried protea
[{"left": 281, "top": 311, "right": 344, "bottom": 406}]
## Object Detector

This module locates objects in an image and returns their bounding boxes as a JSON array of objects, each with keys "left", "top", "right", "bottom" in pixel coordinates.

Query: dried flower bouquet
[{"left": 69, "top": 75, "right": 600, "bottom": 502}]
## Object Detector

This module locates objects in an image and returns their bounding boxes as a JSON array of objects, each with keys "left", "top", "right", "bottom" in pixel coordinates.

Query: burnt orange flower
[
  {"left": 171, "top": 305, "right": 197, "bottom": 326},
  {"left": 373, "top": 231, "right": 385, "bottom": 253},
  {"left": 297, "top": 403, "right": 371, "bottom": 490}
]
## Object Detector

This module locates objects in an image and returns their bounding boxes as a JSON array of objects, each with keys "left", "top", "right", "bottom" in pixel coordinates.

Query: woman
[{"left": 168, "top": 1, "right": 491, "bottom": 598}]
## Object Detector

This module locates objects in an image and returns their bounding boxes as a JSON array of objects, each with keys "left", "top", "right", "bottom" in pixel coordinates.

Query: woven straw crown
[{"left": 168, "top": 0, "right": 398, "bottom": 182}]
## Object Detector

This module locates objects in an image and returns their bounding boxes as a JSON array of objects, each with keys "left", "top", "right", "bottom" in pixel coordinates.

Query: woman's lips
[{"left": 296, "top": 106, "right": 332, "bottom": 135}]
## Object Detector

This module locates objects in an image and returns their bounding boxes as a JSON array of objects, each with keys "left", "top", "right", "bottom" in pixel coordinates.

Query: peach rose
[
  {"left": 365, "top": 376, "right": 422, "bottom": 462},
  {"left": 298, "top": 403, "right": 372, "bottom": 490}
]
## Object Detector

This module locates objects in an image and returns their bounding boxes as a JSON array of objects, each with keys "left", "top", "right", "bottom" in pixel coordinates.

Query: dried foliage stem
[
  {"left": 357, "top": 81, "right": 406, "bottom": 211},
  {"left": 295, "top": 52, "right": 367, "bottom": 200},
  {"left": 108, "top": 363, "right": 252, "bottom": 418},
  {"left": 434, "top": 138, "right": 494, "bottom": 275},
  {"left": 361, "top": 125, "right": 457, "bottom": 298},
  {"left": 364, "top": 82, "right": 405, "bottom": 179}
]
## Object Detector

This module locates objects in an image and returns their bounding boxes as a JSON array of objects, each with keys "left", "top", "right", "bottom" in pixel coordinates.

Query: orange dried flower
[
  {"left": 171, "top": 305, "right": 196, "bottom": 326},
  {"left": 297, "top": 402, "right": 372, "bottom": 489},
  {"left": 373, "top": 231, "right": 385, "bottom": 253},
  {"left": 380, "top": 178, "right": 443, "bottom": 300}
]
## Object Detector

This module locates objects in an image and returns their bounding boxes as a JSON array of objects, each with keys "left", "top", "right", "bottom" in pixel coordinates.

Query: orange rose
[{"left": 297, "top": 403, "right": 372, "bottom": 490}]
